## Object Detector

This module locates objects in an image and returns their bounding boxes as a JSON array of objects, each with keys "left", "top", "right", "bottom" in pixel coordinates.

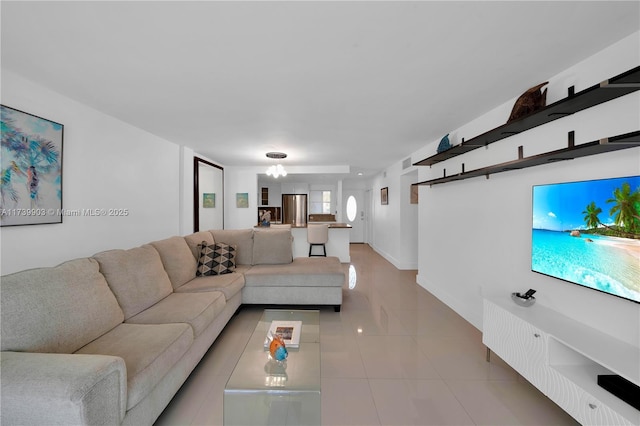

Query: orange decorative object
[{"left": 269, "top": 334, "right": 288, "bottom": 361}]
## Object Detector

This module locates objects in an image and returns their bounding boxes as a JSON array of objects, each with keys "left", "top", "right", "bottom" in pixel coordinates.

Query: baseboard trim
[
  {"left": 370, "top": 244, "right": 418, "bottom": 270},
  {"left": 417, "top": 274, "right": 482, "bottom": 331}
]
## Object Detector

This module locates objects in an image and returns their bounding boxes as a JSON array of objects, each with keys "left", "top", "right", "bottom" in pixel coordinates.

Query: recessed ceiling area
[
  {"left": 258, "top": 173, "right": 356, "bottom": 187},
  {"left": 2, "top": 1, "right": 638, "bottom": 179}
]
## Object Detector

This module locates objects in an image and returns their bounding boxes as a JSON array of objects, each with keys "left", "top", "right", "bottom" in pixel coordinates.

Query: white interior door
[{"left": 343, "top": 189, "right": 365, "bottom": 243}]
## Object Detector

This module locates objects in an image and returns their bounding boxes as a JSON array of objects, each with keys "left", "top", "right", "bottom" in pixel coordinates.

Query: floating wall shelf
[
  {"left": 415, "top": 130, "right": 640, "bottom": 186},
  {"left": 414, "top": 66, "right": 640, "bottom": 167}
]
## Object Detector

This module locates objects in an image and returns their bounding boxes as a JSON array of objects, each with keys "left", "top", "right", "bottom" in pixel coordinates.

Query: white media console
[{"left": 483, "top": 297, "right": 640, "bottom": 425}]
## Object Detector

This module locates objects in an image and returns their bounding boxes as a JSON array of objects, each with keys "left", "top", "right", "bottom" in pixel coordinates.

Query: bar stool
[{"left": 307, "top": 224, "right": 328, "bottom": 257}]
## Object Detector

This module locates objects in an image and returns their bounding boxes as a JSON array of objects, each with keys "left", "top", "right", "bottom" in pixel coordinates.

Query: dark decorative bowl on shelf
[{"left": 511, "top": 292, "right": 536, "bottom": 307}]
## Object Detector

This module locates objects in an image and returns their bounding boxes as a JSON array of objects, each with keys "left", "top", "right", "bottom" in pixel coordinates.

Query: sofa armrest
[{"left": 1, "top": 351, "right": 127, "bottom": 425}]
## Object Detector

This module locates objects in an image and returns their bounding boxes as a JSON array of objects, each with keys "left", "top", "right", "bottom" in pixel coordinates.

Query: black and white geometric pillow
[{"left": 196, "top": 241, "right": 236, "bottom": 276}]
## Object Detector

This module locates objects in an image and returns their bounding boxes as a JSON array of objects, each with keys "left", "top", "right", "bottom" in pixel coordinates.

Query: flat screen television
[{"left": 532, "top": 175, "right": 640, "bottom": 304}]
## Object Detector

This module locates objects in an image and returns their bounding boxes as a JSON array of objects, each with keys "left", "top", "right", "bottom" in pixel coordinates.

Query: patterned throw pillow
[{"left": 196, "top": 241, "right": 237, "bottom": 276}]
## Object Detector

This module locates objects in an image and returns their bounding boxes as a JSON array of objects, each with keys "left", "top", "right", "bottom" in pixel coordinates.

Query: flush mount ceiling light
[{"left": 265, "top": 152, "right": 287, "bottom": 178}]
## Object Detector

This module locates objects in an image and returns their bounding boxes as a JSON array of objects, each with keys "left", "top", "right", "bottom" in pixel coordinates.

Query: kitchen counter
[
  {"left": 254, "top": 224, "right": 351, "bottom": 262},
  {"left": 293, "top": 226, "right": 350, "bottom": 262}
]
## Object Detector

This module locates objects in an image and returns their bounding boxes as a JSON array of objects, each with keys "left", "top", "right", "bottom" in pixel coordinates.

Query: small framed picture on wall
[
  {"left": 381, "top": 187, "right": 388, "bottom": 205},
  {"left": 203, "top": 193, "right": 215, "bottom": 208},
  {"left": 236, "top": 192, "right": 249, "bottom": 208}
]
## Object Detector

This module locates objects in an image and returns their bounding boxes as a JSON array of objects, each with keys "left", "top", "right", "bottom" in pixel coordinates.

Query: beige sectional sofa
[{"left": 0, "top": 227, "right": 344, "bottom": 425}]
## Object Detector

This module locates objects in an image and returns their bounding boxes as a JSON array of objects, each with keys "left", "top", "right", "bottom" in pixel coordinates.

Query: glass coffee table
[{"left": 224, "top": 309, "right": 320, "bottom": 426}]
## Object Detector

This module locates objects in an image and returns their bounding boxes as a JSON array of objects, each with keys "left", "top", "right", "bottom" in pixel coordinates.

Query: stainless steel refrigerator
[{"left": 282, "top": 194, "right": 307, "bottom": 226}]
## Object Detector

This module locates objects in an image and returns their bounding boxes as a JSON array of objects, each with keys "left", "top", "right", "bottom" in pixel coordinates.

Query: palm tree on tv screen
[
  {"left": 582, "top": 201, "right": 602, "bottom": 230},
  {"left": 581, "top": 182, "right": 640, "bottom": 239},
  {"left": 607, "top": 182, "right": 640, "bottom": 235}
]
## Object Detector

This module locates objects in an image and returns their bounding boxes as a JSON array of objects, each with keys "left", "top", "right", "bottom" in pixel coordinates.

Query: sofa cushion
[
  {"left": 93, "top": 245, "right": 173, "bottom": 320},
  {"left": 184, "top": 231, "right": 215, "bottom": 259},
  {"left": 196, "top": 242, "right": 236, "bottom": 276},
  {"left": 126, "top": 291, "right": 226, "bottom": 337},
  {"left": 0, "top": 258, "right": 124, "bottom": 354},
  {"left": 175, "top": 270, "right": 246, "bottom": 300},
  {"left": 252, "top": 229, "right": 293, "bottom": 265},
  {"left": 150, "top": 236, "right": 197, "bottom": 289},
  {"left": 210, "top": 229, "right": 254, "bottom": 265},
  {"left": 75, "top": 322, "right": 193, "bottom": 410},
  {"left": 244, "top": 256, "right": 344, "bottom": 287}
]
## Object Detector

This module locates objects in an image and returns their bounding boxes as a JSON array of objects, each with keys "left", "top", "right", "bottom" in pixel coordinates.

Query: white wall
[
  {"left": 414, "top": 32, "right": 640, "bottom": 346},
  {"left": 369, "top": 161, "right": 419, "bottom": 270},
  {"left": 180, "top": 146, "right": 195, "bottom": 235},
  {"left": 1, "top": 71, "right": 181, "bottom": 275},
  {"left": 371, "top": 167, "right": 399, "bottom": 264},
  {"left": 400, "top": 170, "right": 419, "bottom": 267}
]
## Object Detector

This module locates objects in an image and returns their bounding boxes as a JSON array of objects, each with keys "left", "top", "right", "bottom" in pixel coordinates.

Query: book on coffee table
[{"left": 264, "top": 320, "right": 302, "bottom": 348}]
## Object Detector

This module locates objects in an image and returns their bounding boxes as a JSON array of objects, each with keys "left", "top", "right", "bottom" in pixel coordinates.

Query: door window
[{"left": 346, "top": 195, "right": 357, "bottom": 222}]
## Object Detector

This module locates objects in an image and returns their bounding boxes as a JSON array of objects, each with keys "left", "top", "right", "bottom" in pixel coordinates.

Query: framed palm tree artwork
[{"left": 1, "top": 105, "right": 64, "bottom": 226}]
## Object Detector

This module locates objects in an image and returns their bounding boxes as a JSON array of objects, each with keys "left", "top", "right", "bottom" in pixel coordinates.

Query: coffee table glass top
[
  {"left": 224, "top": 309, "right": 321, "bottom": 426},
  {"left": 225, "top": 309, "right": 320, "bottom": 391}
]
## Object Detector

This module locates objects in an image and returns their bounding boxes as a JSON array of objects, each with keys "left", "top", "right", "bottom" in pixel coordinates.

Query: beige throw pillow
[{"left": 252, "top": 229, "right": 293, "bottom": 265}]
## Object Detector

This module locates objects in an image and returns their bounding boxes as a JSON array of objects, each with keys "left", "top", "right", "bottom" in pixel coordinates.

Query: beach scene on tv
[{"left": 532, "top": 175, "right": 640, "bottom": 303}]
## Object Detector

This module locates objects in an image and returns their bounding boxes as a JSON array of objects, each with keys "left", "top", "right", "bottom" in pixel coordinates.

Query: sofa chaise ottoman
[{"left": 209, "top": 228, "right": 345, "bottom": 311}]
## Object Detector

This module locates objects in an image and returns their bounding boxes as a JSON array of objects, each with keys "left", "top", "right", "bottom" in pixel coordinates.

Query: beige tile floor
[{"left": 155, "top": 244, "right": 578, "bottom": 426}]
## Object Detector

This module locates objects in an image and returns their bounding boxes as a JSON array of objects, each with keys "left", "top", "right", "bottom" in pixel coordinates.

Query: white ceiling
[{"left": 2, "top": 1, "right": 639, "bottom": 179}]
